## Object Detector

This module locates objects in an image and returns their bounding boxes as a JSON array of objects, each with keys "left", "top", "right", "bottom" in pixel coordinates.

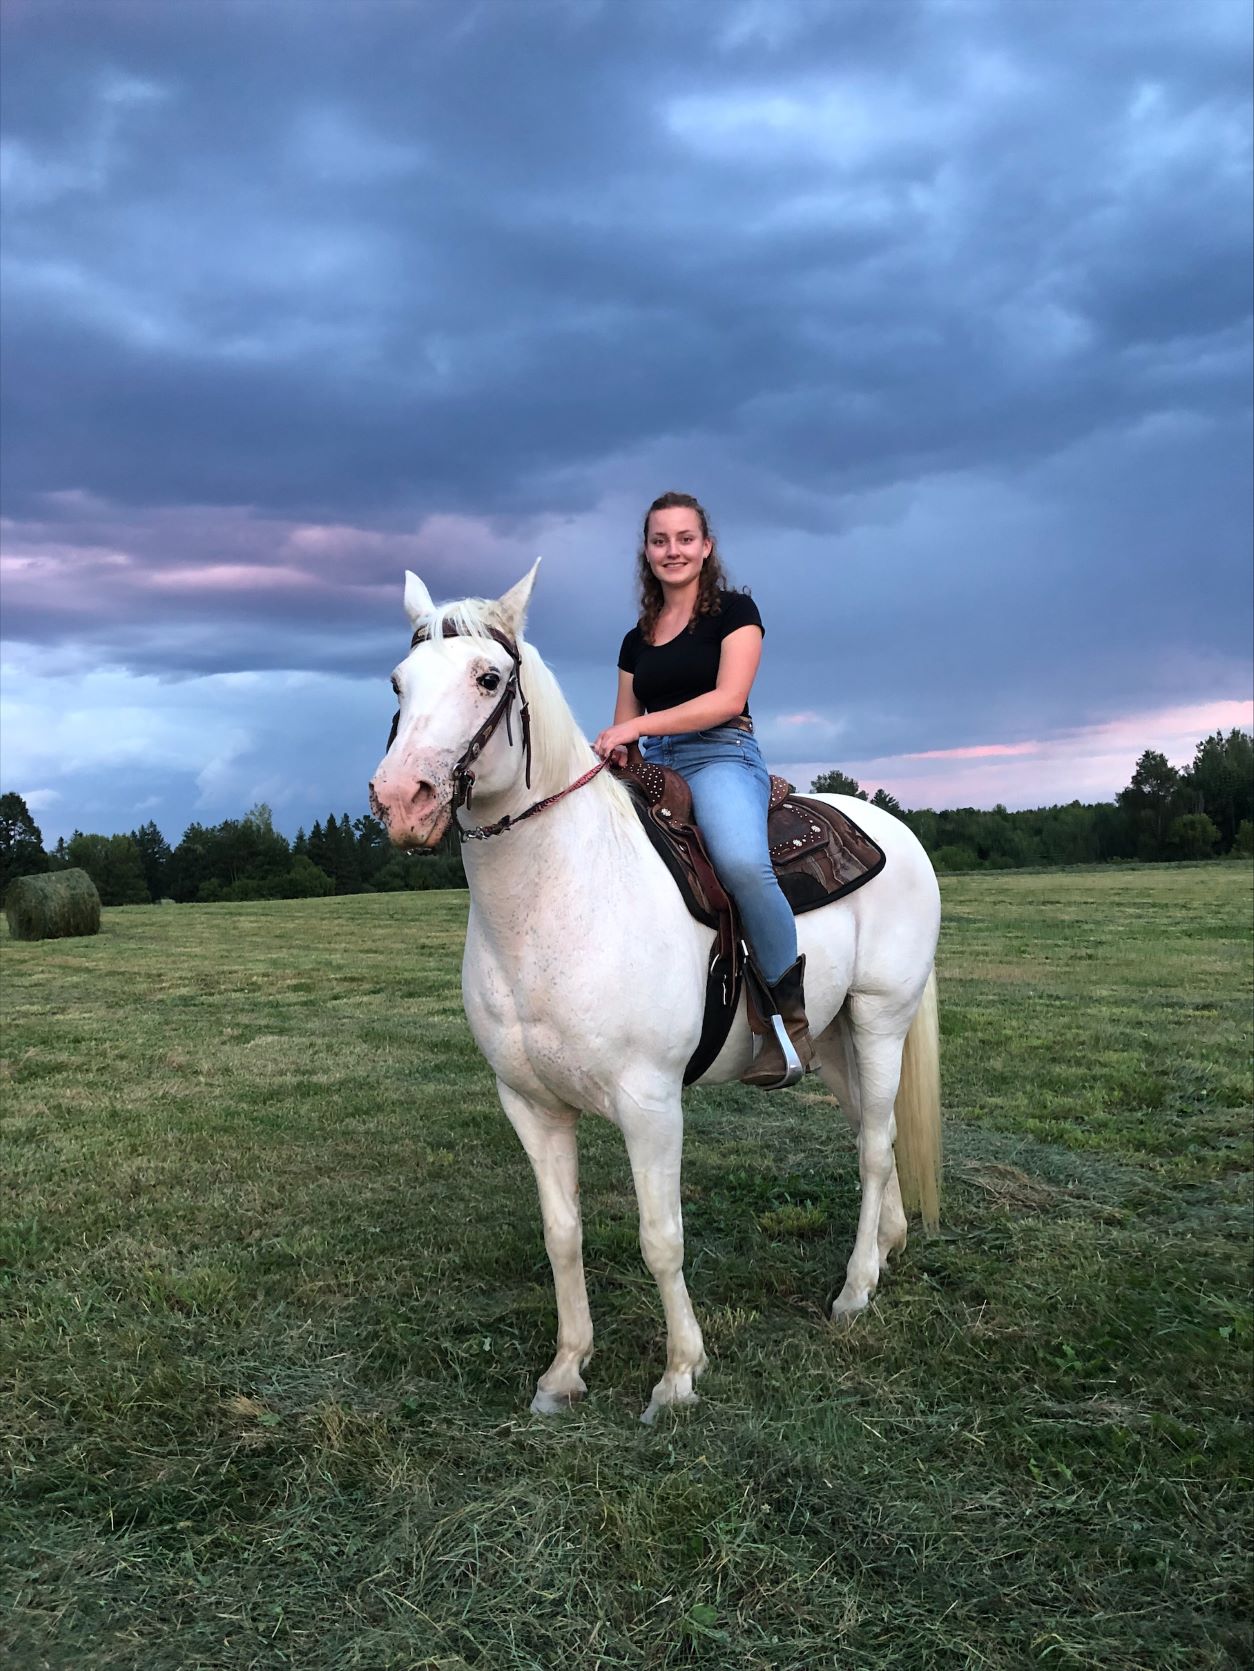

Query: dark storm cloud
[
  {"left": 1, "top": 0, "right": 1250, "bottom": 838},
  {"left": 4, "top": 0, "right": 1248, "bottom": 517}
]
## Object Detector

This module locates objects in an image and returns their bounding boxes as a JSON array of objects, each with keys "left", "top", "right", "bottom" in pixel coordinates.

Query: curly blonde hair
[{"left": 636, "top": 491, "right": 730, "bottom": 643}]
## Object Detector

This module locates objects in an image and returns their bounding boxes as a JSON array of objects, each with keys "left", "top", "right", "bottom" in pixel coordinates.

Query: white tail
[{"left": 894, "top": 968, "right": 941, "bottom": 1232}]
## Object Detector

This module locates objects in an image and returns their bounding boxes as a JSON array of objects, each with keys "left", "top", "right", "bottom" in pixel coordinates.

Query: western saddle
[{"left": 613, "top": 749, "right": 886, "bottom": 1083}]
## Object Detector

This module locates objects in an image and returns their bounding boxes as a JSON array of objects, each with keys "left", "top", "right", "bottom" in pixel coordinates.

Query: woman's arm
[
  {"left": 592, "top": 626, "right": 763, "bottom": 757},
  {"left": 592, "top": 671, "right": 645, "bottom": 764},
  {"left": 612, "top": 670, "right": 644, "bottom": 728}
]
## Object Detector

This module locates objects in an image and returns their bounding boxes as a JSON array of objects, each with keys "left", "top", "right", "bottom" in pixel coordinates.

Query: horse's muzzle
[{"left": 369, "top": 766, "right": 452, "bottom": 849}]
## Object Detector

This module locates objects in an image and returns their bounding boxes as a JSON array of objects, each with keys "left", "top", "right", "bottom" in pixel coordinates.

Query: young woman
[{"left": 592, "top": 490, "right": 814, "bottom": 1089}]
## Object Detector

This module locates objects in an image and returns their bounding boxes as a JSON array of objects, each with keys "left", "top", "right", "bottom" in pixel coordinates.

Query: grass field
[{"left": 2, "top": 864, "right": 1251, "bottom": 1670}]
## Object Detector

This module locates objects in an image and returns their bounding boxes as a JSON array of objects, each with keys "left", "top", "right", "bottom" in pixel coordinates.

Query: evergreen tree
[
  {"left": 130, "top": 821, "right": 172, "bottom": 901},
  {"left": 336, "top": 813, "right": 363, "bottom": 892},
  {"left": 0, "top": 792, "right": 48, "bottom": 893},
  {"left": 168, "top": 823, "right": 214, "bottom": 902},
  {"left": 306, "top": 818, "right": 330, "bottom": 877},
  {"left": 354, "top": 813, "right": 390, "bottom": 887},
  {"left": 870, "top": 787, "right": 902, "bottom": 817},
  {"left": 303, "top": 812, "right": 365, "bottom": 893}
]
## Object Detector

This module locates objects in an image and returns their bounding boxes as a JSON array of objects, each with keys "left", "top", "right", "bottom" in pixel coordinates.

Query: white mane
[{"left": 416, "top": 595, "right": 637, "bottom": 826}]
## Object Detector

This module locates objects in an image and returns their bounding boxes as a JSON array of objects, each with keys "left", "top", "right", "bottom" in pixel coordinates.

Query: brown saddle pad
[{"left": 767, "top": 793, "right": 886, "bottom": 913}]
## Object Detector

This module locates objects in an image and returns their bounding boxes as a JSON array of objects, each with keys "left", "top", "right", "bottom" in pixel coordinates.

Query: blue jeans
[{"left": 641, "top": 726, "right": 798, "bottom": 985}]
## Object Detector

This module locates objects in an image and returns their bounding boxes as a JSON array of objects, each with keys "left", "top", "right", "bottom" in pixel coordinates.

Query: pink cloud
[
  {"left": 0, "top": 502, "right": 515, "bottom": 649},
  {"left": 283, "top": 512, "right": 508, "bottom": 573},
  {"left": 777, "top": 698, "right": 1254, "bottom": 810},
  {"left": 0, "top": 544, "right": 135, "bottom": 577},
  {"left": 1, "top": 499, "right": 528, "bottom": 627},
  {"left": 905, "top": 740, "right": 1039, "bottom": 761},
  {"left": 146, "top": 563, "right": 320, "bottom": 593}
]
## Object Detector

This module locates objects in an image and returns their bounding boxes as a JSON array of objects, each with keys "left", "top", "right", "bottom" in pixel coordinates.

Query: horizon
[{"left": 19, "top": 704, "right": 1253, "bottom": 852}]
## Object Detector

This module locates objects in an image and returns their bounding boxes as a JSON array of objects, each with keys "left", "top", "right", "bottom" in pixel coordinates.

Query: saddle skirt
[{"left": 613, "top": 754, "right": 886, "bottom": 1083}]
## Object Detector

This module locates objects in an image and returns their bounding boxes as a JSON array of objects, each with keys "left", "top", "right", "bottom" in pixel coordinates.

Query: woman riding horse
[{"left": 592, "top": 490, "right": 811, "bottom": 1090}]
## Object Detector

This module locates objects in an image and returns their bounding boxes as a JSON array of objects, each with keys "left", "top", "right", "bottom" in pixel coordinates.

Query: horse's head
[{"left": 368, "top": 562, "right": 540, "bottom": 849}]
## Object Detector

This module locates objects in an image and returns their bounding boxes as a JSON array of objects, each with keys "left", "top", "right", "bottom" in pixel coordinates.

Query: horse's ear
[
  {"left": 404, "top": 570, "right": 435, "bottom": 627},
  {"left": 497, "top": 558, "right": 541, "bottom": 638}
]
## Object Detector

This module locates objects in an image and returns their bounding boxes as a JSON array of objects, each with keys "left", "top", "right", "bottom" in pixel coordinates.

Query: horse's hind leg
[
  {"left": 496, "top": 1081, "right": 593, "bottom": 1414},
  {"left": 822, "top": 999, "right": 910, "bottom": 1323},
  {"left": 615, "top": 1084, "right": 707, "bottom": 1424},
  {"left": 815, "top": 1006, "right": 909, "bottom": 1268}
]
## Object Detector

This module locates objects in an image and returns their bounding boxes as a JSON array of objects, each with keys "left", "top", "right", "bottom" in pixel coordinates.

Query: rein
[
  {"left": 458, "top": 756, "right": 610, "bottom": 841},
  {"left": 386, "top": 618, "right": 608, "bottom": 843}
]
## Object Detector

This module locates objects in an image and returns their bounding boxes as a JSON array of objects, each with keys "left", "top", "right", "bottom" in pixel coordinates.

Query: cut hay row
[{"left": 4, "top": 867, "right": 101, "bottom": 941}]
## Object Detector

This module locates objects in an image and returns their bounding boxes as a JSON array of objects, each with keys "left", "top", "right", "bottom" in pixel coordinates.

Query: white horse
[{"left": 370, "top": 564, "right": 941, "bottom": 1423}]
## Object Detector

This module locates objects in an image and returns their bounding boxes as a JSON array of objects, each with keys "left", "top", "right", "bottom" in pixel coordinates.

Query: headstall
[{"left": 385, "top": 618, "right": 608, "bottom": 842}]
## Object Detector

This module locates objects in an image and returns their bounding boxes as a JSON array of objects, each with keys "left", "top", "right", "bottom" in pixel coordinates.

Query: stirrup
[
  {"left": 766, "top": 1013, "right": 805, "bottom": 1086},
  {"left": 742, "top": 1013, "right": 805, "bottom": 1090}
]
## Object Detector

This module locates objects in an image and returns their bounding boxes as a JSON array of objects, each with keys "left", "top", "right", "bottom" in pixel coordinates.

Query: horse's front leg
[
  {"left": 496, "top": 1081, "right": 593, "bottom": 1414},
  {"left": 616, "top": 1087, "right": 707, "bottom": 1424}
]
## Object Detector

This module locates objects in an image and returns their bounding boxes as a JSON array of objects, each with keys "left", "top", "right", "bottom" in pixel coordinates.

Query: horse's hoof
[
  {"left": 640, "top": 1366, "right": 705, "bottom": 1424},
  {"left": 828, "top": 1287, "right": 873, "bottom": 1328},
  {"left": 640, "top": 1391, "right": 699, "bottom": 1426},
  {"left": 530, "top": 1386, "right": 583, "bottom": 1416}
]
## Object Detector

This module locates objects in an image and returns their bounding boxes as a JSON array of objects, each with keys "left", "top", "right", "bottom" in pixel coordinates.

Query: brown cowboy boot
[{"left": 741, "top": 955, "right": 816, "bottom": 1090}]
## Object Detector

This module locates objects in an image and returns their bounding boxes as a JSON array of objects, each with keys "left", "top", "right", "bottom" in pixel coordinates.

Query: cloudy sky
[{"left": 2, "top": 0, "right": 1250, "bottom": 844}]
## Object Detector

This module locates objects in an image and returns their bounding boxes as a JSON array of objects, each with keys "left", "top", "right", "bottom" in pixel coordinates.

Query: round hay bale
[{"left": 4, "top": 868, "right": 102, "bottom": 941}]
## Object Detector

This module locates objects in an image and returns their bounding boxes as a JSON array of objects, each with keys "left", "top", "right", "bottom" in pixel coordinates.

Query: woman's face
[{"left": 645, "top": 506, "right": 711, "bottom": 591}]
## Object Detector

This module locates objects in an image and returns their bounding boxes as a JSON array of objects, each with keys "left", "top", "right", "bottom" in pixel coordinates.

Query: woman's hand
[{"left": 592, "top": 719, "right": 640, "bottom": 765}]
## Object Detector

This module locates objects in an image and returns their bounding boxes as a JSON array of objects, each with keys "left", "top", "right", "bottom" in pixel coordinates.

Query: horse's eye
[
  {"left": 390, "top": 676, "right": 400, "bottom": 697},
  {"left": 478, "top": 669, "right": 502, "bottom": 693}
]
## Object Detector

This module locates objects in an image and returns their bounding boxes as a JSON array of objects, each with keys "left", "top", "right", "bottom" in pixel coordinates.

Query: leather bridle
[
  {"left": 385, "top": 619, "right": 534, "bottom": 831},
  {"left": 384, "top": 618, "right": 610, "bottom": 841},
  {"left": 386, "top": 616, "right": 612, "bottom": 842}
]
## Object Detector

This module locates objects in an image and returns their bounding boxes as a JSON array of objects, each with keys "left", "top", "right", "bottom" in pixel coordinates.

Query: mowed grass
[{"left": 2, "top": 866, "right": 1250, "bottom": 1671}]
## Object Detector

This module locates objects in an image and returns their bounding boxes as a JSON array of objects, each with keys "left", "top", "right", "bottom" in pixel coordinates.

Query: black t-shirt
[{"left": 618, "top": 591, "right": 764, "bottom": 718}]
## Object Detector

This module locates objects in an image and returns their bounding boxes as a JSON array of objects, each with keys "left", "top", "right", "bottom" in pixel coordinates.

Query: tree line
[
  {"left": 0, "top": 801, "right": 464, "bottom": 906},
  {"left": 813, "top": 729, "right": 1254, "bottom": 872},
  {"left": 1, "top": 729, "right": 1250, "bottom": 904}
]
